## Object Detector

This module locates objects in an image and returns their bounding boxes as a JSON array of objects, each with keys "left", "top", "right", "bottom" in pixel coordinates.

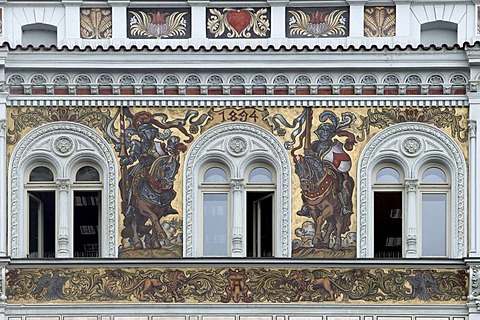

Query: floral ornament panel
[
  {"left": 0, "top": 9, "right": 3, "bottom": 37},
  {"left": 7, "top": 267, "right": 467, "bottom": 303},
  {"left": 364, "top": 7, "right": 395, "bottom": 37},
  {"left": 80, "top": 8, "right": 112, "bottom": 39},
  {"left": 287, "top": 7, "right": 349, "bottom": 38},
  {"left": 207, "top": 7, "right": 270, "bottom": 38},
  {"left": 128, "top": 8, "right": 191, "bottom": 39}
]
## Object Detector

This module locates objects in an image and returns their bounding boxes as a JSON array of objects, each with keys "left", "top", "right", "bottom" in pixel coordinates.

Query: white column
[
  {"left": 0, "top": 97, "right": 6, "bottom": 257},
  {"left": 394, "top": 0, "right": 413, "bottom": 45},
  {"left": 109, "top": 0, "right": 129, "bottom": 41},
  {"left": 56, "top": 178, "right": 71, "bottom": 258},
  {"left": 189, "top": 0, "right": 208, "bottom": 40},
  {"left": 63, "top": 0, "right": 82, "bottom": 40},
  {"left": 268, "top": 0, "right": 288, "bottom": 39},
  {"left": 470, "top": 119, "right": 478, "bottom": 257},
  {"left": 346, "top": 0, "right": 367, "bottom": 38},
  {"left": 404, "top": 179, "right": 418, "bottom": 258},
  {"left": 469, "top": 93, "right": 480, "bottom": 257},
  {"left": 231, "top": 178, "right": 244, "bottom": 257}
]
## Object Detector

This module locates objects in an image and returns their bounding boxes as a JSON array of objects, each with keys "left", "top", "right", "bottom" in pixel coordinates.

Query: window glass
[
  {"left": 203, "top": 167, "right": 228, "bottom": 183},
  {"left": 422, "top": 167, "right": 447, "bottom": 183},
  {"left": 29, "top": 166, "right": 54, "bottom": 182},
  {"left": 376, "top": 167, "right": 401, "bottom": 183},
  {"left": 203, "top": 193, "right": 228, "bottom": 256},
  {"left": 76, "top": 166, "right": 100, "bottom": 182},
  {"left": 422, "top": 193, "right": 447, "bottom": 256},
  {"left": 374, "top": 191, "right": 403, "bottom": 258},
  {"left": 249, "top": 167, "right": 273, "bottom": 183}
]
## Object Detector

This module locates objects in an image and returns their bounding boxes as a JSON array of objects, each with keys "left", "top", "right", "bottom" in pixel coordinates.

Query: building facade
[{"left": 0, "top": 0, "right": 480, "bottom": 319}]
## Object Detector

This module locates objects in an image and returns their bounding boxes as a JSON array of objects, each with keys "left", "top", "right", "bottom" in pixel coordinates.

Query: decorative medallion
[
  {"left": 207, "top": 8, "right": 270, "bottom": 38},
  {"left": 364, "top": 7, "right": 395, "bottom": 37},
  {"left": 401, "top": 136, "right": 422, "bottom": 157},
  {"left": 80, "top": 8, "right": 112, "bottom": 39},
  {"left": 128, "top": 8, "right": 191, "bottom": 39},
  {"left": 227, "top": 136, "right": 248, "bottom": 156},
  {"left": 53, "top": 136, "right": 75, "bottom": 156},
  {"left": 287, "top": 7, "right": 349, "bottom": 38}
]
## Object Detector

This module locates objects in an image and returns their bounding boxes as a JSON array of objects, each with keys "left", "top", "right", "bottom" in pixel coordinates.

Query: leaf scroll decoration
[{"left": 80, "top": 8, "right": 112, "bottom": 39}]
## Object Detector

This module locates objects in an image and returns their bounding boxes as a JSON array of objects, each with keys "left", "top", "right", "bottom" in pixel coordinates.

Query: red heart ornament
[{"left": 226, "top": 10, "right": 251, "bottom": 34}]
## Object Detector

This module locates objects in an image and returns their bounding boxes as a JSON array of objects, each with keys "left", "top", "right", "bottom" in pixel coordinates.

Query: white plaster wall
[{"left": 0, "top": 1, "right": 478, "bottom": 49}]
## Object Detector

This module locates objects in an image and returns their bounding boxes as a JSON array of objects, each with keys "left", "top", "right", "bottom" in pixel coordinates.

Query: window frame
[{"left": 357, "top": 123, "right": 466, "bottom": 259}]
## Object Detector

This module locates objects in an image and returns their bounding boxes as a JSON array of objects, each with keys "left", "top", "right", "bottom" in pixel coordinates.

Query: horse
[
  {"left": 125, "top": 154, "right": 180, "bottom": 250},
  {"left": 295, "top": 155, "right": 351, "bottom": 250}
]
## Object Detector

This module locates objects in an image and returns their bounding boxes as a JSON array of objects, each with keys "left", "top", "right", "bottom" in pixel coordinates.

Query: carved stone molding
[
  {"left": 470, "top": 265, "right": 480, "bottom": 303},
  {"left": 357, "top": 122, "right": 467, "bottom": 258},
  {"left": 8, "top": 121, "right": 118, "bottom": 258},
  {"left": 184, "top": 122, "right": 291, "bottom": 257}
]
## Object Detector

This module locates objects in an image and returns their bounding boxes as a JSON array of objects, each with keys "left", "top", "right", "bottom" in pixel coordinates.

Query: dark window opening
[
  {"left": 28, "top": 191, "right": 56, "bottom": 258},
  {"left": 74, "top": 191, "right": 100, "bottom": 258},
  {"left": 247, "top": 191, "right": 273, "bottom": 258},
  {"left": 374, "top": 191, "right": 402, "bottom": 258}
]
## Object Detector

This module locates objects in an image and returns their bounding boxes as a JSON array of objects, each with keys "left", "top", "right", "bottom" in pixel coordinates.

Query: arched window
[
  {"left": 72, "top": 165, "right": 103, "bottom": 258},
  {"left": 420, "top": 21, "right": 457, "bottom": 46},
  {"left": 358, "top": 123, "right": 466, "bottom": 259},
  {"left": 22, "top": 23, "right": 57, "bottom": 47},
  {"left": 373, "top": 166, "right": 404, "bottom": 258},
  {"left": 419, "top": 166, "right": 450, "bottom": 257},
  {"left": 9, "top": 122, "right": 118, "bottom": 258},
  {"left": 184, "top": 123, "right": 291, "bottom": 258},
  {"left": 25, "top": 165, "right": 57, "bottom": 258}
]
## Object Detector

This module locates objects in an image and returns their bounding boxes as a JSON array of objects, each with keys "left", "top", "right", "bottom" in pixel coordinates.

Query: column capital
[
  {"left": 470, "top": 119, "right": 478, "bottom": 139},
  {"left": 267, "top": 0, "right": 289, "bottom": 6},
  {"left": 56, "top": 178, "right": 71, "bottom": 192},
  {"left": 404, "top": 179, "right": 418, "bottom": 192},
  {"left": 188, "top": 0, "right": 209, "bottom": 6},
  {"left": 231, "top": 178, "right": 244, "bottom": 192},
  {"left": 346, "top": 0, "right": 368, "bottom": 5},
  {"left": 62, "top": 0, "right": 82, "bottom": 6},
  {"left": 108, "top": 0, "right": 130, "bottom": 7}
]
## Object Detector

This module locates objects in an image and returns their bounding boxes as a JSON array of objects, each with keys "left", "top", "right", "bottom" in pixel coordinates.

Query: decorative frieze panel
[
  {"left": 364, "top": 7, "right": 395, "bottom": 37},
  {"left": 128, "top": 8, "right": 191, "bottom": 39},
  {"left": 6, "top": 267, "right": 467, "bottom": 304},
  {"left": 286, "top": 7, "right": 349, "bottom": 38},
  {"left": 207, "top": 7, "right": 270, "bottom": 38},
  {"left": 5, "top": 71, "right": 469, "bottom": 96},
  {"left": 80, "top": 8, "right": 112, "bottom": 39}
]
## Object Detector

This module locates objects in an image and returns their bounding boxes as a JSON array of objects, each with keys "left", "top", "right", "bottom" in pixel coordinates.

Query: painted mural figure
[
  {"left": 272, "top": 109, "right": 356, "bottom": 253},
  {"left": 106, "top": 108, "right": 205, "bottom": 254}
]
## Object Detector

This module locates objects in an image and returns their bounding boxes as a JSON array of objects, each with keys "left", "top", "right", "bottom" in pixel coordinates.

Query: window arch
[
  {"left": 184, "top": 123, "right": 291, "bottom": 258},
  {"left": 357, "top": 123, "right": 466, "bottom": 258},
  {"left": 9, "top": 122, "right": 118, "bottom": 258}
]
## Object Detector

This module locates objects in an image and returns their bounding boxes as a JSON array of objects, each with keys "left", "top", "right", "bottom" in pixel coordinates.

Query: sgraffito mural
[
  {"left": 364, "top": 7, "right": 396, "bottom": 37},
  {"left": 106, "top": 109, "right": 210, "bottom": 257},
  {"left": 287, "top": 7, "right": 349, "bottom": 38},
  {"left": 127, "top": 8, "right": 191, "bottom": 39},
  {"left": 6, "top": 267, "right": 467, "bottom": 304},
  {"left": 272, "top": 109, "right": 356, "bottom": 258},
  {"left": 6, "top": 106, "right": 469, "bottom": 260},
  {"left": 80, "top": 8, "right": 112, "bottom": 39},
  {"left": 207, "top": 7, "right": 270, "bottom": 38}
]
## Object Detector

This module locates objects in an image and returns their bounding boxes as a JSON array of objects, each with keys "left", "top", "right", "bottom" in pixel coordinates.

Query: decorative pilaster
[
  {"left": 0, "top": 99, "right": 6, "bottom": 257},
  {"left": 405, "top": 179, "right": 418, "bottom": 258},
  {"left": 0, "top": 266, "right": 6, "bottom": 301},
  {"left": 346, "top": 0, "right": 367, "bottom": 38},
  {"left": 56, "top": 178, "right": 71, "bottom": 258},
  {"left": 470, "top": 120, "right": 478, "bottom": 257},
  {"left": 268, "top": 0, "right": 288, "bottom": 38},
  {"left": 62, "top": 0, "right": 82, "bottom": 40},
  {"left": 231, "top": 178, "right": 244, "bottom": 257},
  {"left": 189, "top": 0, "right": 209, "bottom": 40},
  {"left": 109, "top": 0, "right": 130, "bottom": 40},
  {"left": 393, "top": 0, "right": 412, "bottom": 39}
]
